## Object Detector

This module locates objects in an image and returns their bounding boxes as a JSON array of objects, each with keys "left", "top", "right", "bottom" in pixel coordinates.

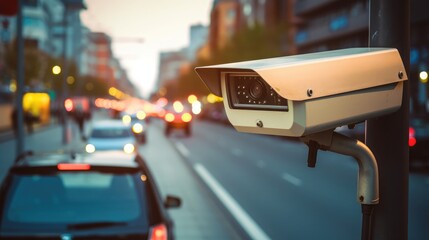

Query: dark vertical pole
[
  {"left": 16, "top": 0, "right": 25, "bottom": 155},
  {"left": 61, "top": 4, "right": 69, "bottom": 145},
  {"left": 367, "top": 0, "right": 409, "bottom": 240}
]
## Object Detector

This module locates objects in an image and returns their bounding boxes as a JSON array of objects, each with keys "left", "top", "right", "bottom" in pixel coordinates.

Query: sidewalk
[{"left": 0, "top": 120, "right": 85, "bottom": 183}]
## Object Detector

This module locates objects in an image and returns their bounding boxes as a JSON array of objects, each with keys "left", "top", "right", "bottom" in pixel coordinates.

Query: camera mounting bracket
[{"left": 300, "top": 130, "right": 379, "bottom": 205}]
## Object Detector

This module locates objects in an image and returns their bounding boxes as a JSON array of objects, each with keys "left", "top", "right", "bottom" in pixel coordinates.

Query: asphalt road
[
  {"left": 161, "top": 119, "right": 429, "bottom": 240},
  {"left": 1, "top": 114, "right": 428, "bottom": 240}
]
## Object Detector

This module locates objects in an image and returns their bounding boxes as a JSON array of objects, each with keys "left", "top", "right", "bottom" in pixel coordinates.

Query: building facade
[
  {"left": 188, "top": 24, "right": 209, "bottom": 61},
  {"left": 209, "top": 0, "right": 242, "bottom": 54},
  {"left": 294, "top": 0, "right": 429, "bottom": 114},
  {"left": 156, "top": 49, "right": 188, "bottom": 91},
  {"left": 294, "top": 0, "right": 369, "bottom": 53}
]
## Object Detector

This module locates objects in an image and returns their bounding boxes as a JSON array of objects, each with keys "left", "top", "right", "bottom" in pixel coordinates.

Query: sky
[{"left": 80, "top": 0, "right": 213, "bottom": 98}]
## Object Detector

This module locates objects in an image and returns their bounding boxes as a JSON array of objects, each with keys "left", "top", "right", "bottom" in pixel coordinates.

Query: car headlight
[
  {"left": 122, "top": 115, "right": 132, "bottom": 125},
  {"left": 136, "top": 111, "right": 146, "bottom": 120},
  {"left": 132, "top": 123, "right": 144, "bottom": 133},
  {"left": 85, "top": 144, "right": 95, "bottom": 153},
  {"left": 123, "top": 143, "right": 135, "bottom": 154}
]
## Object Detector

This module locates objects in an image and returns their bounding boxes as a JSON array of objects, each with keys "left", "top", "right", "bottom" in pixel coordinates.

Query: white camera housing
[{"left": 195, "top": 48, "right": 407, "bottom": 137}]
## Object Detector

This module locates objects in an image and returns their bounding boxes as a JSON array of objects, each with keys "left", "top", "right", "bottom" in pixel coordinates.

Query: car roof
[
  {"left": 91, "top": 119, "right": 130, "bottom": 129},
  {"left": 13, "top": 150, "right": 140, "bottom": 169}
]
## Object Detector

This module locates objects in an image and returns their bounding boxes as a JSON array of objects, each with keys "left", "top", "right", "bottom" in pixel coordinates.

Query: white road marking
[
  {"left": 194, "top": 163, "right": 271, "bottom": 240},
  {"left": 282, "top": 173, "right": 303, "bottom": 187},
  {"left": 175, "top": 142, "right": 190, "bottom": 158}
]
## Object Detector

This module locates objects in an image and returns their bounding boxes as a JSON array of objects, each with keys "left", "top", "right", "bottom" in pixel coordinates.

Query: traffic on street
[
  {"left": 0, "top": 110, "right": 428, "bottom": 239},
  {"left": 1, "top": 0, "right": 428, "bottom": 239}
]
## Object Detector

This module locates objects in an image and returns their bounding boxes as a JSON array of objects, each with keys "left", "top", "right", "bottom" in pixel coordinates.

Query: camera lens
[
  {"left": 228, "top": 74, "right": 288, "bottom": 111},
  {"left": 249, "top": 80, "right": 264, "bottom": 100}
]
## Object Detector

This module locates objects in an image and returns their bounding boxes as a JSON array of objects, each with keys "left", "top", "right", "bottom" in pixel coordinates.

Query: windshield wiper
[{"left": 67, "top": 221, "right": 128, "bottom": 230}]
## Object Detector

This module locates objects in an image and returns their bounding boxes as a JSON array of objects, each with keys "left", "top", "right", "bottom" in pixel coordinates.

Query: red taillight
[
  {"left": 409, "top": 137, "right": 417, "bottom": 147},
  {"left": 165, "top": 113, "right": 175, "bottom": 122},
  {"left": 409, "top": 127, "right": 415, "bottom": 137},
  {"left": 64, "top": 98, "right": 74, "bottom": 112},
  {"left": 409, "top": 127, "right": 416, "bottom": 147},
  {"left": 181, "top": 113, "right": 192, "bottom": 122},
  {"left": 149, "top": 224, "right": 167, "bottom": 240},
  {"left": 57, "top": 163, "right": 91, "bottom": 171}
]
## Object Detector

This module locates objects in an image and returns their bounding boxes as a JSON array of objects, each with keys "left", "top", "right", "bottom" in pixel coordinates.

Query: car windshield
[
  {"left": 91, "top": 128, "right": 131, "bottom": 138},
  {"left": 2, "top": 171, "right": 148, "bottom": 228}
]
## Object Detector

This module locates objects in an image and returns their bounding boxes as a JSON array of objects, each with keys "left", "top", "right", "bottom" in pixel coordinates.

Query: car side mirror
[{"left": 164, "top": 195, "right": 181, "bottom": 208}]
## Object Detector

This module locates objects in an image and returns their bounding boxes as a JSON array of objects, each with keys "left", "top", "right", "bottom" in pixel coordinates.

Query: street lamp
[{"left": 52, "top": 65, "right": 61, "bottom": 75}]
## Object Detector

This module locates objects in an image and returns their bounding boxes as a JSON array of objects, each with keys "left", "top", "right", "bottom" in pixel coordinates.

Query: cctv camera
[{"left": 195, "top": 48, "right": 407, "bottom": 137}]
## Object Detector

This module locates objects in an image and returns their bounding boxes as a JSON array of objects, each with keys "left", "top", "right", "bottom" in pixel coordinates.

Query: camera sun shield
[{"left": 195, "top": 48, "right": 408, "bottom": 137}]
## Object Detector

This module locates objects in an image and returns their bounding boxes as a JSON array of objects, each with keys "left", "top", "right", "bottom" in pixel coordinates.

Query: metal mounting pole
[
  {"left": 301, "top": 131, "right": 379, "bottom": 205},
  {"left": 368, "top": 0, "right": 409, "bottom": 239},
  {"left": 328, "top": 132, "right": 379, "bottom": 205},
  {"left": 301, "top": 131, "right": 379, "bottom": 240}
]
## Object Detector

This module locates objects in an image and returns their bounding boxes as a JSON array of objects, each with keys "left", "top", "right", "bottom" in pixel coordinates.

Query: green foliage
[
  {"left": 214, "top": 23, "right": 284, "bottom": 64},
  {"left": 74, "top": 75, "right": 110, "bottom": 98},
  {"left": 172, "top": 24, "right": 285, "bottom": 100},
  {"left": 2, "top": 41, "right": 108, "bottom": 98}
]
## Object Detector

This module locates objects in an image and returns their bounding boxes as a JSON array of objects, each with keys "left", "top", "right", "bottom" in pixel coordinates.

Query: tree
[
  {"left": 5, "top": 40, "right": 61, "bottom": 91},
  {"left": 174, "top": 24, "right": 286, "bottom": 100}
]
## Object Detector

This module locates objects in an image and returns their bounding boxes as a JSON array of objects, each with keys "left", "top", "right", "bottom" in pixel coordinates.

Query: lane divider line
[
  {"left": 194, "top": 163, "right": 271, "bottom": 240},
  {"left": 282, "top": 173, "right": 303, "bottom": 187},
  {"left": 175, "top": 141, "right": 190, "bottom": 158}
]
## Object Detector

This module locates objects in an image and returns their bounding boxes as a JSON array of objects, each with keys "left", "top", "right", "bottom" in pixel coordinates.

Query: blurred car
[
  {"left": 198, "top": 102, "right": 230, "bottom": 125},
  {"left": 409, "top": 117, "right": 429, "bottom": 168},
  {"left": 86, "top": 120, "right": 138, "bottom": 153},
  {"left": 121, "top": 111, "right": 148, "bottom": 144},
  {"left": 163, "top": 101, "right": 193, "bottom": 137},
  {"left": 0, "top": 151, "right": 181, "bottom": 239}
]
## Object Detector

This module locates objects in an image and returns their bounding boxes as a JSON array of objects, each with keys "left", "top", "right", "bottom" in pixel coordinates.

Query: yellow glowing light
[
  {"left": 122, "top": 115, "right": 132, "bottom": 125},
  {"left": 188, "top": 94, "right": 197, "bottom": 104},
  {"left": 420, "top": 71, "right": 428, "bottom": 83},
  {"left": 66, "top": 76, "right": 75, "bottom": 85},
  {"left": 136, "top": 111, "right": 146, "bottom": 120},
  {"left": 109, "top": 87, "right": 117, "bottom": 96},
  {"left": 140, "top": 174, "right": 147, "bottom": 182},
  {"left": 173, "top": 101, "right": 184, "bottom": 113},
  {"left": 9, "top": 80, "right": 17, "bottom": 92},
  {"left": 165, "top": 113, "right": 175, "bottom": 122},
  {"left": 207, "top": 93, "right": 223, "bottom": 103},
  {"left": 123, "top": 143, "right": 135, "bottom": 154},
  {"left": 52, "top": 65, "right": 61, "bottom": 75},
  {"left": 132, "top": 123, "right": 143, "bottom": 133},
  {"left": 181, "top": 113, "right": 192, "bottom": 122}
]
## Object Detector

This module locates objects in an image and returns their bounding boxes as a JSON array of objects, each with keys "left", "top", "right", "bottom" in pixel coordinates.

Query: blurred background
[
  {"left": 0, "top": 0, "right": 428, "bottom": 126},
  {"left": 1, "top": 1, "right": 429, "bottom": 239}
]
